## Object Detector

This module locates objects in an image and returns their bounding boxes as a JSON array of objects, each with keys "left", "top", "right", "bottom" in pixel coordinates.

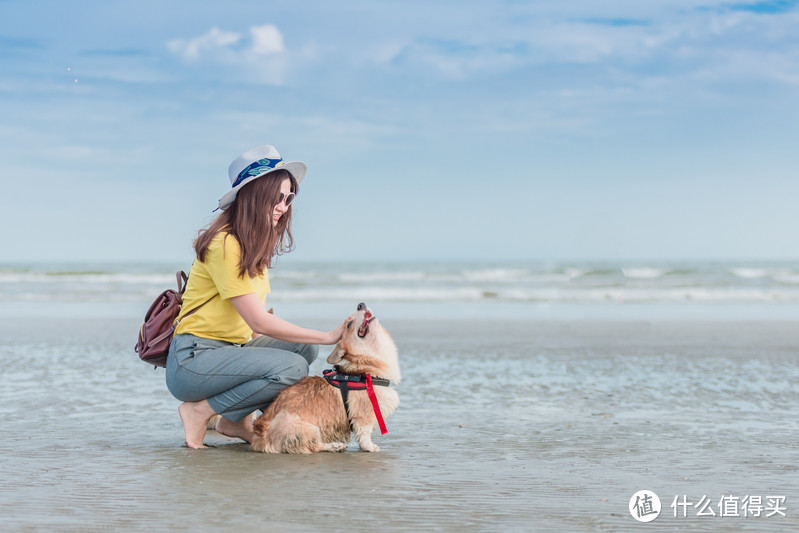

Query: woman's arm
[{"left": 230, "top": 292, "right": 346, "bottom": 345}]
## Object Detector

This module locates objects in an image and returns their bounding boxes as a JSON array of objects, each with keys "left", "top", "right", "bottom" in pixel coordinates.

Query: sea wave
[
  {"left": 2, "top": 261, "right": 799, "bottom": 305},
  {"left": 731, "top": 268, "right": 773, "bottom": 279},
  {"left": 0, "top": 272, "right": 174, "bottom": 284},
  {"left": 337, "top": 271, "right": 429, "bottom": 283},
  {"left": 248, "top": 287, "right": 799, "bottom": 304},
  {"left": 773, "top": 273, "right": 799, "bottom": 285},
  {"left": 621, "top": 268, "right": 671, "bottom": 279},
  {"left": 4, "top": 286, "right": 799, "bottom": 304}
]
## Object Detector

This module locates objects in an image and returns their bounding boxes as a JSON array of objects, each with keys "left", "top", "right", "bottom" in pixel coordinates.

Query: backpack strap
[
  {"left": 176, "top": 271, "right": 189, "bottom": 295},
  {"left": 173, "top": 270, "right": 215, "bottom": 328}
]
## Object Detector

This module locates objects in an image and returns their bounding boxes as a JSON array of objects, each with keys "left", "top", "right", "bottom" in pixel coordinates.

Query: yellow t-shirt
[{"left": 174, "top": 232, "right": 269, "bottom": 344}]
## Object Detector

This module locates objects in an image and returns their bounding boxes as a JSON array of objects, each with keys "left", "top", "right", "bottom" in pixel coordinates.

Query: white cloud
[
  {"left": 166, "top": 24, "right": 291, "bottom": 84},
  {"left": 250, "top": 24, "right": 284, "bottom": 55},
  {"left": 167, "top": 27, "right": 242, "bottom": 60},
  {"left": 167, "top": 24, "right": 286, "bottom": 61},
  {"left": 363, "top": 5, "right": 799, "bottom": 90}
]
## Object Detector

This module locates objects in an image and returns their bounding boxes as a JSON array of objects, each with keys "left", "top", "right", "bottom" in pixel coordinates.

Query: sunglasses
[{"left": 277, "top": 192, "right": 295, "bottom": 207}]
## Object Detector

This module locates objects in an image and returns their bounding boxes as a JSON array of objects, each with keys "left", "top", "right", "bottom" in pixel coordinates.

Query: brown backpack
[{"left": 135, "top": 271, "right": 209, "bottom": 367}]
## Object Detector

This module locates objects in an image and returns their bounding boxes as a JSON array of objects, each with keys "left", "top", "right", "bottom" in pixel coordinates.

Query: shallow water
[{"left": 0, "top": 316, "right": 796, "bottom": 531}]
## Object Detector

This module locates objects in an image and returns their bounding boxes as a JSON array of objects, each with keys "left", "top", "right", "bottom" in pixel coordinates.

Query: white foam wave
[
  {"left": 3, "top": 262, "right": 799, "bottom": 305},
  {"left": 269, "top": 287, "right": 488, "bottom": 302},
  {"left": 0, "top": 290, "right": 161, "bottom": 303},
  {"left": 5, "top": 285, "right": 799, "bottom": 304},
  {"left": 731, "top": 268, "right": 770, "bottom": 279},
  {"left": 773, "top": 273, "right": 799, "bottom": 285},
  {"left": 266, "top": 286, "right": 799, "bottom": 303},
  {"left": 461, "top": 268, "right": 530, "bottom": 282},
  {"left": 270, "top": 270, "right": 319, "bottom": 280},
  {"left": 0, "top": 272, "right": 174, "bottom": 284},
  {"left": 564, "top": 268, "right": 588, "bottom": 280},
  {"left": 622, "top": 268, "right": 670, "bottom": 279},
  {"left": 336, "top": 271, "right": 428, "bottom": 283}
]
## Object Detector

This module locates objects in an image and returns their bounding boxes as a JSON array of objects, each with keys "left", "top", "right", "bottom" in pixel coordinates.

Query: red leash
[
  {"left": 323, "top": 369, "right": 390, "bottom": 435},
  {"left": 365, "top": 374, "right": 388, "bottom": 435}
]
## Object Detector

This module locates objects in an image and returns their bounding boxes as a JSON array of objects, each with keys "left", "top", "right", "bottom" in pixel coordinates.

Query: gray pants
[{"left": 166, "top": 333, "right": 318, "bottom": 422}]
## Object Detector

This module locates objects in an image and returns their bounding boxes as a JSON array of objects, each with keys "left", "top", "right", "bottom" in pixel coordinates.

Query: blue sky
[{"left": 1, "top": 0, "right": 798, "bottom": 263}]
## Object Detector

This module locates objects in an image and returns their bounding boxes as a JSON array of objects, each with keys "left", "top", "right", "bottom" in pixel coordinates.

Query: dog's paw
[
  {"left": 330, "top": 442, "right": 348, "bottom": 453},
  {"left": 360, "top": 443, "right": 380, "bottom": 452},
  {"left": 318, "top": 441, "right": 348, "bottom": 453}
]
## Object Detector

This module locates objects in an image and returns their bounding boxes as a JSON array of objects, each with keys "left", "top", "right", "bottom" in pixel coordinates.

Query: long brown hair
[{"left": 194, "top": 169, "right": 297, "bottom": 278}]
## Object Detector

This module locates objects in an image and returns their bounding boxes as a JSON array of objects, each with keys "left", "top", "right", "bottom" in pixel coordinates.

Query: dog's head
[{"left": 327, "top": 303, "right": 400, "bottom": 383}]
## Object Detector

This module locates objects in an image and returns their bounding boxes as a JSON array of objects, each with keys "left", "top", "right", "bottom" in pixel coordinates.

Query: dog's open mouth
[{"left": 358, "top": 311, "right": 376, "bottom": 338}]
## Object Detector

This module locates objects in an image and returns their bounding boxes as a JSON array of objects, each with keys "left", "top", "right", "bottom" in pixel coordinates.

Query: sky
[{"left": 1, "top": 0, "right": 798, "bottom": 264}]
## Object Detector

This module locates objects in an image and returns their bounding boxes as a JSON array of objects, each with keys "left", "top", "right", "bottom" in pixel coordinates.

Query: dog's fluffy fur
[{"left": 251, "top": 305, "right": 400, "bottom": 453}]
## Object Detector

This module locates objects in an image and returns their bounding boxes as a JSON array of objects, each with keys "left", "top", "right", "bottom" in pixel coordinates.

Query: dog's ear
[{"left": 326, "top": 343, "right": 346, "bottom": 364}]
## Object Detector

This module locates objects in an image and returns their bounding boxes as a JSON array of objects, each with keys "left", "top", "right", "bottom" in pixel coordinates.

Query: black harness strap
[
  {"left": 323, "top": 369, "right": 391, "bottom": 388},
  {"left": 340, "top": 386, "right": 353, "bottom": 431},
  {"left": 323, "top": 368, "right": 391, "bottom": 431}
]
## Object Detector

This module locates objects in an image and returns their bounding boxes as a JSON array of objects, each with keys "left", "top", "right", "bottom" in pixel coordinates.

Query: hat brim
[{"left": 218, "top": 161, "right": 306, "bottom": 210}]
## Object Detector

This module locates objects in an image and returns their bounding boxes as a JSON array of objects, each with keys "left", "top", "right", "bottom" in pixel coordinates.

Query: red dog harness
[{"left": 323, "top": 368, "right": 391, "bottom": 435}]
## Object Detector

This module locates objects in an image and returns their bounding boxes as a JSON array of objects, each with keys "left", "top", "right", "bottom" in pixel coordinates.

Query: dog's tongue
[{"left": 358, "top": 311, "right": 374, "bottom": 338}]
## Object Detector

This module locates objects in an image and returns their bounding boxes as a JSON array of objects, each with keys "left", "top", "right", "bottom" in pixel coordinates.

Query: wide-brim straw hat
[{"left": 218, "top": 145, "right": 307, "bottom": 210}]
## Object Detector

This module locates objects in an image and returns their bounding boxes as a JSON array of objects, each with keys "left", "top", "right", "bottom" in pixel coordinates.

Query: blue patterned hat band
[{"left": 231, "top": 157, "right": 284, "bottom": 188}]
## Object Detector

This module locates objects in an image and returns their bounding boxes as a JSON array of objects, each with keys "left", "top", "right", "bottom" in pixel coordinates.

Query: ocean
[
  {"left": 2, "top": 259, "right": 799, "bottom": 320},
  {"left": 0, "top": 259, "right": 796, "bottom": 531}
]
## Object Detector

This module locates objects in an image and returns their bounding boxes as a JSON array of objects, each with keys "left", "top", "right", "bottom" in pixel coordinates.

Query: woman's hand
[{"left": 323, "top": 316, "right": 351, "bottom": 345}]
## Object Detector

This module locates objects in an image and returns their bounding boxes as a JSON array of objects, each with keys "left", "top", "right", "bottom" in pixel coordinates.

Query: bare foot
[
  {"left": 178, "top": 400, "right": 216, "bottom": 449},
  {"left": 215, "top": 414, "right": 256, "bottom": 443}
]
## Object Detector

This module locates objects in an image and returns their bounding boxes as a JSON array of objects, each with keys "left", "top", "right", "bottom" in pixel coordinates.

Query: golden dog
[{"left": 250, "top": 303, "right": 400, "bottom": 453}]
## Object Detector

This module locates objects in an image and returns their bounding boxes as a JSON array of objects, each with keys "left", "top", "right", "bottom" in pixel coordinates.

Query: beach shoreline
[{"left": 0, "top": 314, "right": 796, "bottom": 531}]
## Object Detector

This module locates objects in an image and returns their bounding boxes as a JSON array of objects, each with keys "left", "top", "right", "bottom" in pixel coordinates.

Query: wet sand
[{"left": 0, "top": 316, "right": 796, "bottom": 531}]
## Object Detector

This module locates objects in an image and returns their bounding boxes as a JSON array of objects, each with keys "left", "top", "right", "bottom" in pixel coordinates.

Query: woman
[{"left": 166, "top": 145, "right": 347, "bottom": 449}]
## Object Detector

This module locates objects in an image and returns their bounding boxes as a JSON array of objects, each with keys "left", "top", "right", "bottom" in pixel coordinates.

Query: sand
[{"left": 0, "top": 316, "right": 796, "bottom": 531}]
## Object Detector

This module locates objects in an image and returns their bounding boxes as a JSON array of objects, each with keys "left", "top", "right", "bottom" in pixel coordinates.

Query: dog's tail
[{"left": 207, "top": 414, "right": 221, "bottom": 430}]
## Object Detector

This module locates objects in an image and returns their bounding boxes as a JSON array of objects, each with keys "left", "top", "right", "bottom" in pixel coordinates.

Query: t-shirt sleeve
[{"left": 206, "top": 234, "right": 258, "bottom": 299}]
